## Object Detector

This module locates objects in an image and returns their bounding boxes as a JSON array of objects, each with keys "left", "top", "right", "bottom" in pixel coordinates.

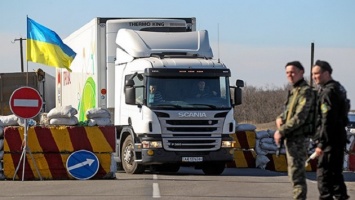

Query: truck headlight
[
  {"left": 142, "top": 141, "right": 162, "bottom": 149},
  {"left": 222, "top": 140, "right": 236, "bottom": 148},
  {"left": 350, "top": 128, "right": 355, "bottom": 134}
]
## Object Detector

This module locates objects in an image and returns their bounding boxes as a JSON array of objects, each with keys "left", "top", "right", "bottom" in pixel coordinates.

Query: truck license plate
[{"left": 182, "top": 157, "right": 203, "bottom": 162}]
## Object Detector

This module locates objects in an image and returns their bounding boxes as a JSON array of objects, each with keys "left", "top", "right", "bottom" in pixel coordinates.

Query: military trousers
[
  {"left": 317, "top": 147, "right": 349, "bottom": 200},
  {"left": 285, "top": 136, "right": 308, "bottom": 200}
]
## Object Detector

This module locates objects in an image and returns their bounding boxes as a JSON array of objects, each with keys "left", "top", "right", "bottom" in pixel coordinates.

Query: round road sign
[
  {"left": 9, "top": 86, "right": 43, "bottom": 119},
  {"left": 66, "top": 150, "right": 100, "bottom": 180}
]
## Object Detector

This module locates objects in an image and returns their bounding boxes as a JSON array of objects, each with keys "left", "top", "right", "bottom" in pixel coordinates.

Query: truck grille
[
  {"left": 167, "top": 127, "right": 217, "bottom": 132},
  {"left": 166, "top": 120, "right": 218, "bottom": 125},
  {"left": 165, "top": 138, "right": 220, "bottom": 150},
  {"left": 159, "top": 116, "right": 224, "bottom": 151}
]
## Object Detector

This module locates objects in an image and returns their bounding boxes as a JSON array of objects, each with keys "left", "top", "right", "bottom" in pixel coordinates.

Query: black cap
[
  {"left": 285, "top": 61, "right": 304, "bottom": 71},
  {"left": 315, "top": 60, "right": 333, "bottom": 74}
]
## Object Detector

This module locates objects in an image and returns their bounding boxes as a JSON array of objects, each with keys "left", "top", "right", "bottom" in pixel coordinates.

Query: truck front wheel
[
  {"left": 121, "top": 135, "right": 145, "bottom": 174},
  {"left": 202, "top": 162, "right": 225, "bottom": 175}
]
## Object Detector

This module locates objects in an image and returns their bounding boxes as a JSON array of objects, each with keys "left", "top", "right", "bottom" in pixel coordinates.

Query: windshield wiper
[
  {"left": 189, "top": 104, "right": 217, "bottom": 109},
  {"left": 151, "top": 103, "right": 182, "bottom": 109}
]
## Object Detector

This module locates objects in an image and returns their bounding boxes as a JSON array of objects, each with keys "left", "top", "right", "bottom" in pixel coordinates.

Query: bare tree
[{"left": 234, "top": 83, "right": 289, "bottom": 124}]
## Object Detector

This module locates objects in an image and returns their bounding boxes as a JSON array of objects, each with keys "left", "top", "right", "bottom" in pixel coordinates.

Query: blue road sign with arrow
[{"left": 66, "top": 150, "right": 99, "bottom": 180}]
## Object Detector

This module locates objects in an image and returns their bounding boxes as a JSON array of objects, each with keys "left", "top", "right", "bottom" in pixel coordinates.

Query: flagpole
[{"left": 26, "top": 16, "right": 29, "bottom": 85}]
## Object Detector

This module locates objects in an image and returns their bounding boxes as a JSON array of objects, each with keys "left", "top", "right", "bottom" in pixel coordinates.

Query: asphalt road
[{"left": 0, "top": 167, "right": 354, "bottom": 200}]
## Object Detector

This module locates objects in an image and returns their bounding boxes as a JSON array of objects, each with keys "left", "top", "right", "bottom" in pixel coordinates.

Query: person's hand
[
  {"left": 196, "top": 94, "right": 201, "bottom": 98},
  {"left": 274, "top": 130, "right": 282, "bottom": 145},
  {"left": 315, "top": 147, "right": 323, "bottom": 157},
  {"left": 275, "top": 118, "right": 283, "bottom": 129},
  {"left": 212, "top": 91, "right": 217, "bottom": 96}
]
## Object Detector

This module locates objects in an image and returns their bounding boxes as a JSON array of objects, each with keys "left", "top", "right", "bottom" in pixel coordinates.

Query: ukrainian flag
[{"left": 26, "top": 18, "right": 76, "bottom": 71}]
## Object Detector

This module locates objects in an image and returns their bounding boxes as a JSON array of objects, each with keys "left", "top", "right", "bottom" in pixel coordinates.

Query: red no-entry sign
[{"left": 9, "top": 86, "right": 43, "bottom": 119}]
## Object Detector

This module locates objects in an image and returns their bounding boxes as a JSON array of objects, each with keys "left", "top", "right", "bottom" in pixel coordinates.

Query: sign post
[{"left": 9, "top": 86, "right": 43, "bottom": 181}]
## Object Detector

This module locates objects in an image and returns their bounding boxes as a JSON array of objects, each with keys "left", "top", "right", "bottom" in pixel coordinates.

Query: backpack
[
  {"left": 309, "top": 82, "right": 351, "bottom": 134},
  {"left": 330, "top": 81, "right": 350, "bottom": 126},
  {"left": 339, "top": 92, "right": 351, "bottom": 126},
  {"left": 344, "top": 98, "right": 351, "bottom": 124}
]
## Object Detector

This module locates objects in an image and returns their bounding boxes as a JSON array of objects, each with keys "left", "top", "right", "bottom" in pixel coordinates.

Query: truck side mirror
[
  {"left": 234, "top": 87, "right": 242, "bottom": 106},
  {"left": 236, "top": 79, "right": 244, "bottom": 87},
  {"left": 125, "top": 79, "right": 136, "bottom": 105},
  {"left": 232, "top": 79, "right": 244, "bottom": 106}
]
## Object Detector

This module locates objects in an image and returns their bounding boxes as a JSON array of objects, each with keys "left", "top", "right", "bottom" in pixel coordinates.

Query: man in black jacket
[{"left": 312, "top": 60, "right": 350, "bottom": 200}]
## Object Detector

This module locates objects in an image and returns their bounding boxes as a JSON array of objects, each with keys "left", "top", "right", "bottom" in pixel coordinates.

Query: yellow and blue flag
[{"left": 26, "top": 18, "right": 76, "bottom": 71}]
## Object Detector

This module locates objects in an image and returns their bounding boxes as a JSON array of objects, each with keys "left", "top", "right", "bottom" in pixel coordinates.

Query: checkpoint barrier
[
  {"left": 0, "top": 139, "right": 3, "bottom": 177},
  {"left": 265, "top": 154, "right": 317, "bottom": 172},
  {"left": 3, "top": 126, "right": 116, "bottom": 180},
  {"left": 231, "top": 130, "right": 256, "bottom": 149},
  {"left": 227, "top": 125, "right": 257, "bottom": 168},
  {"left": 0, "top": 127, "right": 4, "bottom": 179},
  {"left": 228, "top": 127, "right": 318, "bottom": 172},
  {"left": 226, "top": 149, "right": 256, "bottom": 168},
  {"left": 232, "top": 124, "right": 257, "bottom": 149}
]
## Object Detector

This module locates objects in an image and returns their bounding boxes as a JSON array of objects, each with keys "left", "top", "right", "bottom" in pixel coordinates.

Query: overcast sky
[{"left": 1, "top": 0, "right": 354, "bottom": 108}]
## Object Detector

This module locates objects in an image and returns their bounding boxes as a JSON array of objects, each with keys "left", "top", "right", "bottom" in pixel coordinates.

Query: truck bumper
[{"left": 138, "top": 148, "right": 234, "bottom": 164}]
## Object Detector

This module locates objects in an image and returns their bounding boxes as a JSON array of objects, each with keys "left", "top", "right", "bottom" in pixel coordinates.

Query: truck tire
[
  {"left": 121, "top": 135, "right": 145, "bottom": 174},
  {"left": 202, "top": 162, "right": 225, "bottom": 175}
]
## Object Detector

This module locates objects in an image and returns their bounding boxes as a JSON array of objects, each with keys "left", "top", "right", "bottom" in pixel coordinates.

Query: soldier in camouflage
[
  {"left": 312, "top": 60, "right": 349, "bottom": 200},
  {"left": 274, "top": 61, "right": 315, "bottom": 200}
]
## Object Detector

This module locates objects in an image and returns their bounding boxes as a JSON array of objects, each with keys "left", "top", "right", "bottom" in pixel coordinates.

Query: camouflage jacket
[
  {"left": 277, "top": 79, "right": 314, "bottom": 138},
  {"left": 314, "top": 80, "right": 348, "bottom": 151}
]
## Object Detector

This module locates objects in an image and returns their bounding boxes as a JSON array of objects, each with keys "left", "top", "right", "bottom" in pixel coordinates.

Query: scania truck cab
[{"left": 114, "top": 29, "right": 244, "bottom": 175}]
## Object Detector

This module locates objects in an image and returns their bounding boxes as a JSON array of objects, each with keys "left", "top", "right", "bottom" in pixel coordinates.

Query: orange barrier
[{"left": 3, "top": 126, "right": 116, "bottom": 180}]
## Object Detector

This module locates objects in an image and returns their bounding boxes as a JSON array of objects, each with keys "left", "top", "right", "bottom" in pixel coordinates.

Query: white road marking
[
  {"left": 152, "top": 174, "right": 161, "bottom": 198},
  {"left": 153, "top": 183, "right": 161, "bottom": 198}
]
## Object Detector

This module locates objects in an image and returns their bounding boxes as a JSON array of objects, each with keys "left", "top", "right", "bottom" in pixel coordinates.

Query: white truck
[{"left": 57, "top": 17, "right": 244, "bottom": 175}]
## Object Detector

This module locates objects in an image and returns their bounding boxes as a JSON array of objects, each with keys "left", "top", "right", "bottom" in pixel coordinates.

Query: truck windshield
[{"left": 146, "top": 77, "right": 231, "bottom": 110}]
